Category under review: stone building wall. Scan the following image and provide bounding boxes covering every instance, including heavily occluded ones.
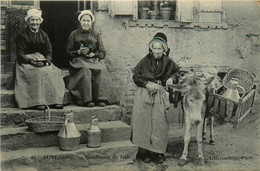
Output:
[93,1,260,123]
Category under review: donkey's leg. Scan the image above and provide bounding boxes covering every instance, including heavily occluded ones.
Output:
[202,117,207,141]
[197,121,205,165]
[179,116,191,166]
[209,116,215,144]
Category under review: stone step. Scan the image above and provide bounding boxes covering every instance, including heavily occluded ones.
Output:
[0,105,122,127]
[1,70,70,89]
[1,74,13,90]
[1,73,14,89]
[1,89,16,108]
[1,140,138,171]
[0,89,71,108]
[1,121,131,151]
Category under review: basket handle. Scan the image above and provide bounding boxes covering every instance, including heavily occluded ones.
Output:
[43,105,51,120]
[64,118,69,138]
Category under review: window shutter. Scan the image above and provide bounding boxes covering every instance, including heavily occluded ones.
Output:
[198,0,222,23]
[108,0,137,20]
[176,0,194,23]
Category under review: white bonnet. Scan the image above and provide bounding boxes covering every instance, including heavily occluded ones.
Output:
[78,10,95,22]
[24,9,43,23]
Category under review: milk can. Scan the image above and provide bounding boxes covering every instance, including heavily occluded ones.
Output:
[58,113,81,151]
[87,116,101,148]
[222,78,245,103]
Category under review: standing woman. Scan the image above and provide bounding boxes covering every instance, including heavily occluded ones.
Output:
[15,9,65,110]
[132,32,180,164]
[66,10,119,107]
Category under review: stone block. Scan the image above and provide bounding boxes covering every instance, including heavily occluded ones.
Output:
[0,105,122,126]
[1,121,131,151]
[1,141,138,171]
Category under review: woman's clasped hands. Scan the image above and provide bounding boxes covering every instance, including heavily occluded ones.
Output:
[146,81,159,94]
[79,46,95,58]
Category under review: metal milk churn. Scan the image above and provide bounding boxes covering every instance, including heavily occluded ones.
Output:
[87,116,101,148]
[58,113,81,151]
[222,78,245,103]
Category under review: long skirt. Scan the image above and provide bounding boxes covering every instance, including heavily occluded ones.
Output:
[68,57,119,105]
[15,62,65,108]
[131,87,170,154]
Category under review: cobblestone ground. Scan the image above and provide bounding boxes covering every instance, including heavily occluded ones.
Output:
[83,96,260,171]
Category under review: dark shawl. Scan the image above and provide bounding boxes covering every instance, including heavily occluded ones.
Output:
[15,26,52,64]
[133,53,180,87]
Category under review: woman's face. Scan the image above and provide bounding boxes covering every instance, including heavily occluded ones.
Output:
[80,15,93,31]
[152,42,164,59]
[28,16,41,31]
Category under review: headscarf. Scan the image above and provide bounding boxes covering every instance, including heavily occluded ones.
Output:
[149,32,168,52]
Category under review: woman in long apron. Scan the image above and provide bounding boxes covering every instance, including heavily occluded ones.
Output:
[132,32,180,164]
[66,10,119,107]
[15,9,65,110]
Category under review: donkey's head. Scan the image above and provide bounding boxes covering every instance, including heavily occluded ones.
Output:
[169,75,214,126]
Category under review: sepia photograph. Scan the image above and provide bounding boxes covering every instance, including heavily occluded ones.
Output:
[0,0,259,170]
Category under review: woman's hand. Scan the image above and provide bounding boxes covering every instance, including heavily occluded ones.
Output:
[31,59,45,67]
[146,81,159,93]
[80,48,89,56]
[88,52,95,58]
[166,78,173,91]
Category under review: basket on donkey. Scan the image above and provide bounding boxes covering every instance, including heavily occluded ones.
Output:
[223,68,255,95]
[25,105,64,133]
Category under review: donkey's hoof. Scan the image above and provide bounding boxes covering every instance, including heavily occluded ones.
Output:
[210,140,215,145]
[178,159,188,166]
[197,157,205,165]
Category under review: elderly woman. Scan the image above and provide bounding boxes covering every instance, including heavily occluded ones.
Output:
[66,10,119,107]
[15,9,65,110]
[132,32,180,164]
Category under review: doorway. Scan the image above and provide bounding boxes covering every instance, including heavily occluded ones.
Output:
[40,1,79,68]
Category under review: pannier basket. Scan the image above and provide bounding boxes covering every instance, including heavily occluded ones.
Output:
[223,68,255,94]
[25,105,64,133]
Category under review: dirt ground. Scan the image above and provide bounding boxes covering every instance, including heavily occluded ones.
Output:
[78,94,260,171]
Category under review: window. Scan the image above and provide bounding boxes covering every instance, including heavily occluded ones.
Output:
[108,0,227,29]
[138,1,176,21]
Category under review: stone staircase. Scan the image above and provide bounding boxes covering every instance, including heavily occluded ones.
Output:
[0,73,138,170]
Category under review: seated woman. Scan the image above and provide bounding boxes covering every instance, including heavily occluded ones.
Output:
[66,10,119,107]
[15,9,65,110]
[132,32,180,164]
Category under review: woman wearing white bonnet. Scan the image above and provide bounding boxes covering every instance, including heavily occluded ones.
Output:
[14,8,65,110]
[66,10,119,107]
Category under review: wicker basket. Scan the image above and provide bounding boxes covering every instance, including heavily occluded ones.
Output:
[223,68,255,94]
[25,105,64,133]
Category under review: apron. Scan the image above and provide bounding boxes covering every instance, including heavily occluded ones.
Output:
[131,87,170,154]
[15,62,65,108]
[68,57,119,105]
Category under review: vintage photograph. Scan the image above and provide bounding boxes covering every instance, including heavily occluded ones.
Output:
[0,0,259,170]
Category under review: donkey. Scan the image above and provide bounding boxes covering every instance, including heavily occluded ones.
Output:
[168,74,215,166]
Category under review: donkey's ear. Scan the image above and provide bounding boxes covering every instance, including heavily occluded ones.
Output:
[168,84,191,92]
[202,76,215,85]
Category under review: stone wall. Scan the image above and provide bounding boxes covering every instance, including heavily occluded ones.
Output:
[2,1,259,124]
[93,1,260,124]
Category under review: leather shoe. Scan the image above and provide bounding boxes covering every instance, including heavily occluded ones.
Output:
[99,102,106,107]
[155,154,165,164]
[36,105,46,110]
[85,102,94,107]
[53,104,63,109]
[143,156,151,163]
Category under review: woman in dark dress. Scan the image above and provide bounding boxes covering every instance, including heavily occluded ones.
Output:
[15,9,65,110]
[66,10,119,107]
[132,32,180,164]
